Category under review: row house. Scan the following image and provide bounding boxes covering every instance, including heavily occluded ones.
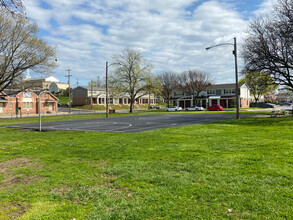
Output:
[72,86,159,106]
[276,93,293,103]
[172,83,251,108]
[0,89,58,116]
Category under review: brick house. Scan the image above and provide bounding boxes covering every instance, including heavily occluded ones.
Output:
[0,89,58,116]
[172,83,251,108]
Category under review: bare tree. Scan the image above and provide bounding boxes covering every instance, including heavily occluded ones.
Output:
[145,75,162,109]
[158,71,178,107]
[177,69,212,106]
[110,48,153,113]
[242,0,293,92]
[0,12,56,92]
[0,0,24,14]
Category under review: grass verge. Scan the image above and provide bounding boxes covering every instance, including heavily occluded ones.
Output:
[0,115,292,219]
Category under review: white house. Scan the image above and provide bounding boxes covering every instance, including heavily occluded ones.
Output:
[172,83,251,108]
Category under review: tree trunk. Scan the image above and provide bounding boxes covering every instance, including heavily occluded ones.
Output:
[254,94,259,104]
[129,100,134,113]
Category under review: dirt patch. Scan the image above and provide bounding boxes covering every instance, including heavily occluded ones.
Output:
[0,157,41,188]
[0,203,30,220]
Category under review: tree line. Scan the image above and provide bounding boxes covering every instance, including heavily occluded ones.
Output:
[241,0,293,97]
[1,0,293,111]
[109,48,213,112]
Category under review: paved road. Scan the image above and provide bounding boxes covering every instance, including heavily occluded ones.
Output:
[6,113,256,133]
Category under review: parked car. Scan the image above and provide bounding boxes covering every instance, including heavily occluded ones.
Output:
[207,104,223,111]
[250,102,276,108]
[265,103,276,108]
[280,102,292,106]
[150,105,161,109]
[165,106,182,112]
[184,106,204,111]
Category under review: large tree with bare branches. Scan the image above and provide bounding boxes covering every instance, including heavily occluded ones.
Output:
[0,11,57,92]
[242,0,293,91]
[158,71,178,107]
[177,69,212,106]
[0,0,24,14]
[110,48,153,113]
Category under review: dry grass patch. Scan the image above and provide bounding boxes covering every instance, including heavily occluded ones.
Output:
[0,157,41,188]
[0,202,30,220]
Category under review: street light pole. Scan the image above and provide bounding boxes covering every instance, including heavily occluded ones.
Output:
[233,37,240,119]
[206,37,240,119]
[38,91,46,131]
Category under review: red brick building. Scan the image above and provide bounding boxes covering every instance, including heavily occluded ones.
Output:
[0,90,58,116]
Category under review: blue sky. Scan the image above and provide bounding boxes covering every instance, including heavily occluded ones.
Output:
[24,0,276,86]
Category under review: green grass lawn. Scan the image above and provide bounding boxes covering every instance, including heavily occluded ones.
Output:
[0,115,293,219]
[55,96,69,105]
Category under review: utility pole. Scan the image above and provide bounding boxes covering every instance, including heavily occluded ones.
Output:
[76,79,79,87]
[106,62,109,118]
[91,80,93,110]
[233,37,240,119]
[65,69,72,114]
[97,76,101,87]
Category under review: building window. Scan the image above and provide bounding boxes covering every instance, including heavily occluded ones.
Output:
[23,98,33,109]
[224,88,235,94]
[9,103,12,109]
[23,102,33,109]
[174,91,184,97]
[207,90,216,95]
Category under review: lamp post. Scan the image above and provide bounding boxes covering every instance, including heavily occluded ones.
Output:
[205,37,240,119]
[38,90,47,131]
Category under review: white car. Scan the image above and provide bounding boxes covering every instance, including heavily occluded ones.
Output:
[184,106,204,111]
[165,106,182,112]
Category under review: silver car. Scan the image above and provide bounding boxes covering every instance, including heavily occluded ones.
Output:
[165,106,182,112]
[184,106,204,111]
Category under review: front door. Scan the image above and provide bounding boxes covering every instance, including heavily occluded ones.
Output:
[49,103,53,111]
[0,103,3,113]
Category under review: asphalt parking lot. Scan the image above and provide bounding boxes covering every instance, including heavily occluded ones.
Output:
[6,113,256,133]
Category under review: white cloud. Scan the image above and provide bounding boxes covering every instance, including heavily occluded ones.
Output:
[23,0,274,85]
[253,0,277,15]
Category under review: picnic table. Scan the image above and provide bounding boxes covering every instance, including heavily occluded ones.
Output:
[271,108,293,117]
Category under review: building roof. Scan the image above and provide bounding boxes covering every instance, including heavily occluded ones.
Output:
[23,76,60,83]
[45,76,59,83]
[0,97,8,102]
[1,89,59,101]
[74,86,106,91]
[207,83,245,90]
[2,89,22,97]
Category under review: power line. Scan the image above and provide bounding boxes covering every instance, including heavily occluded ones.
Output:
[195,49,233,70]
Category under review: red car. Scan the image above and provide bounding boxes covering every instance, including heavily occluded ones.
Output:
[207,104,223,111]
